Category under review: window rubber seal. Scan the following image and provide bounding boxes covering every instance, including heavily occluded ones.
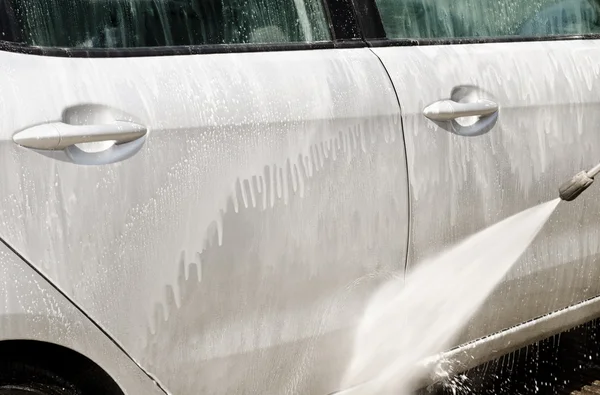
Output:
[0,39,365,58]
[367,34,600,47]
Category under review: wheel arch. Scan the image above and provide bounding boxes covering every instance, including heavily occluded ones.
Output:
[0,241,167,395]
[0,339,124,395]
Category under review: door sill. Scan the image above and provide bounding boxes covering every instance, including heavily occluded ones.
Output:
[416,294,600,389]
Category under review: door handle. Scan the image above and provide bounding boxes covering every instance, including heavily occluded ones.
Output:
[423,98,499,137]
[13,121,148,165]
[13,121,147,150]
[423,99,498,121]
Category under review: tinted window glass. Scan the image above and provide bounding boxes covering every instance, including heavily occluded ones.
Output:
[376,0,600,39]
[0,0,330,48]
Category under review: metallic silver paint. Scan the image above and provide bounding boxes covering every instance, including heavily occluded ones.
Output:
[0,242,165,395]
[417,292,600,388]
[3,37,600,393]
[0,48,409,394]
[374,39,600,352]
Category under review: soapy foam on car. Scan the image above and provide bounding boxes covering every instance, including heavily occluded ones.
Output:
[339,198,561,395]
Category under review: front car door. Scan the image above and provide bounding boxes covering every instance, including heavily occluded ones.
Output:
[0,0,409,394]
[364,0,600,380]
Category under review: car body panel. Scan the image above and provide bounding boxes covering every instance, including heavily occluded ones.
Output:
[415,292,600,388]
[0,240,165,395]
[0,48,409,394]
[373,39,600,348]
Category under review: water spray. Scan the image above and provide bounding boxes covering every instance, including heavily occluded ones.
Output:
[559,163,600,201]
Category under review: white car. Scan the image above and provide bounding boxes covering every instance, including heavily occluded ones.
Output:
[0,0,599,394]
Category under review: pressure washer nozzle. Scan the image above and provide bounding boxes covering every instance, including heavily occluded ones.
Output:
[560,163,600,201]
[559,171,593,201]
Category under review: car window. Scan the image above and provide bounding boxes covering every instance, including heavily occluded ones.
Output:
[0,0,330,48]
[375,0,600,39]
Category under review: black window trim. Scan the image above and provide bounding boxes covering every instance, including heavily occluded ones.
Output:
[0,0,363,57]
[351,0,600,47]
[349,0,385,39]
[0,39,365,58]
[327,0,362,41]
[367,34,600,47]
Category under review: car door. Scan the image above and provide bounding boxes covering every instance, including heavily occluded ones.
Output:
[365,0,600,367]
[0,0,409,394]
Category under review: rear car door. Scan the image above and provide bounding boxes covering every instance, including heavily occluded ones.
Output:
[365,0,600,368]
[0,0,409,394]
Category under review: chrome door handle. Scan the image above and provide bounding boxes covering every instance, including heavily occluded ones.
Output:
[423,99,498,121]
[13,121,147,150]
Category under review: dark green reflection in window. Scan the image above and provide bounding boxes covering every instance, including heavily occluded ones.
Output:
[376,0,600,39]
[4,0,330,48]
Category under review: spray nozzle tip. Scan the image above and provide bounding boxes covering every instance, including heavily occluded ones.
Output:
[559,170,594,201]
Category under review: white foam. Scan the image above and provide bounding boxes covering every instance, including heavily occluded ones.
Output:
[340,198,561,395]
